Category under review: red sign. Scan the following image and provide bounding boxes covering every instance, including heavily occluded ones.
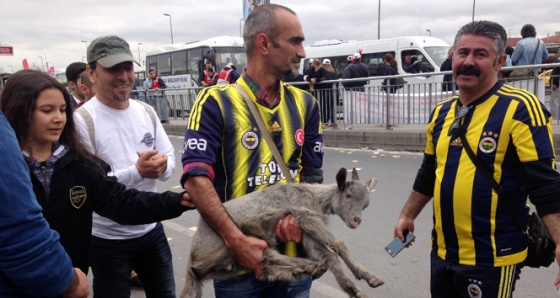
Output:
[0,46,14,56]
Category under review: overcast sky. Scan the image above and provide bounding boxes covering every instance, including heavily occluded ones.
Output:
[1,0,558,73]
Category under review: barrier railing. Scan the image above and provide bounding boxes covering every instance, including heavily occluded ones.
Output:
[131,63,559,129]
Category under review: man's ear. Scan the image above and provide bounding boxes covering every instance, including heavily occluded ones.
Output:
[86,65,96,85]
[256,33,269,54]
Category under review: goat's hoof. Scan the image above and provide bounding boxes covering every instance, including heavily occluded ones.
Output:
[355,292,369,298]
[366,275,384,288]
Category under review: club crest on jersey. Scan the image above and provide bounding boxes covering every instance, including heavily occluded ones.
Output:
[295,129,305,146]
[242,131,259,150]
[69,186,87,209]
[479,131,498,154]
[141,132,155,147]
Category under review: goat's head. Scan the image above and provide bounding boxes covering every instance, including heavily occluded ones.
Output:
[334,167,377,229]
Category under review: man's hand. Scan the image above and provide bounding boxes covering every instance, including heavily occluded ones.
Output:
[136,150,168,179]
[554,249,560,289]
[274,214,302,243]
[226,235,268,279]
[394,216,415,243]
[180,192,195,209]
[63,268,88,298]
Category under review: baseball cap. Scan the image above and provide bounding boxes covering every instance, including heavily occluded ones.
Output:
[87,35,140,68]
[322,59,331,65]
[353,52,361,60]
[225,62,234,68]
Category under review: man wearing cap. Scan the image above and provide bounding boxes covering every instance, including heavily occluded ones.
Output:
[65,62,87,110]
[342,52,369,90]
[74,35,177,297]
[217,62,240,85]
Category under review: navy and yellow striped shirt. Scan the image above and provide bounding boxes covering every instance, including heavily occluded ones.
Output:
[181,75,323,202]
[417,81,558,267]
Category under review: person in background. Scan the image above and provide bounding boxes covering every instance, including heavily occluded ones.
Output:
[75,35,178,297]
[393,20,560,297]
[511,24,549,75]
[342,52,369,90]
[201,67,218,86]
[502,46,514,82]
[380,53,400,94]
[65,62,87,110]
[1,69,194,296]
[403,54,420,73]
[217,62,240,85]
[181,4,323,297]
[440,47,454,92]
[0,111,89,297]
[77,70,96,106]
[143,73,153,107]
[148,69,169,123]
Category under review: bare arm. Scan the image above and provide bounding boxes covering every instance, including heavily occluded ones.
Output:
[541,213,560,287]
[394,190,432,241]
[184,176,268,277]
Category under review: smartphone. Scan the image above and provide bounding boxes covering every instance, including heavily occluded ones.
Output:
[385,231,415,257]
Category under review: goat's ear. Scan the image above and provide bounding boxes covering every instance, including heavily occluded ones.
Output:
[352,168,359,181]
[336,168,347,191]
[365,177,378,192]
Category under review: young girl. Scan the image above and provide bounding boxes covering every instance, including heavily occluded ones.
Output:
[0,69,193,276]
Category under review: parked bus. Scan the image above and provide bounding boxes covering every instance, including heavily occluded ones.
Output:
[302,36,450,87]
[145,36,246,88]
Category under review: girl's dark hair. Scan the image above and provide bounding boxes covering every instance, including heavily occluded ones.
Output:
[384,53,398,71]
[0,69,103,173]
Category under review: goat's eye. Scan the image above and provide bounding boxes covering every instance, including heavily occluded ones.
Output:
[346,194,352,199]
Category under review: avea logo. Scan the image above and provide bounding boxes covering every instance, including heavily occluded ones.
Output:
[184,138,208,151]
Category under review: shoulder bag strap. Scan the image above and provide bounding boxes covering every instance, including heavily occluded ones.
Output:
[232,84,294,183]
[75,108,97,154]
[458,120,528,233]
[531,39,541,65]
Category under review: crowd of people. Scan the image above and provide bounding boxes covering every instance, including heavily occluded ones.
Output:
[1,4,560,298]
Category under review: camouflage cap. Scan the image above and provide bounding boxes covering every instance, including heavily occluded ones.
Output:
[87,35,139,68]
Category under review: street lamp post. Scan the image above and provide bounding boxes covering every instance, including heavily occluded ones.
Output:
[377,0,381,40]
[472,0,476,22]
[137,43,142,63]
[427,29,431,37]
[239,19,243,37]
[163,13,174,44]
[37,55,44,71]
[81,40,88,50]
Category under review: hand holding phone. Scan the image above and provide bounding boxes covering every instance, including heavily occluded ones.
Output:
[385,230,415,257]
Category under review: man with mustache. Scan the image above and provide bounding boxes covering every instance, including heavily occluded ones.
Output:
[393,20,560,297]
[74,35,177,297]
[181,4,324,297]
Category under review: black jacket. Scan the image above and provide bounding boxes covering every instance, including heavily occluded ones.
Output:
[306,67,334,90]
[342,62,369,88]
[28,149,188,273]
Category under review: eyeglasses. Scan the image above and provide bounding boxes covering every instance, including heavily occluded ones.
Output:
[448,104,471,136]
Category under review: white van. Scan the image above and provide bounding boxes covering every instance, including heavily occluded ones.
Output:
[302,36,450,86]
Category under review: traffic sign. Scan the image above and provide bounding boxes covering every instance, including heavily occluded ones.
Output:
[0,46,14,56]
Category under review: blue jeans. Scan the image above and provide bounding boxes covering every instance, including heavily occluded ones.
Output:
[214,273,312,298]
[89,222,175,298]
[430,252,520,298]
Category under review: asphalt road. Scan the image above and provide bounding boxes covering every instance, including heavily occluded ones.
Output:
[89,136,559,297]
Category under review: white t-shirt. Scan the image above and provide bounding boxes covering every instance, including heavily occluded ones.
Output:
[74,97,175,239]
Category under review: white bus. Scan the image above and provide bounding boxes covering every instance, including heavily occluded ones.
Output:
[302,36,450,86]
[145,36,246,88]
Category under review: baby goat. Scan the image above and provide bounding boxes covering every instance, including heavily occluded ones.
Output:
[181,167,383,298]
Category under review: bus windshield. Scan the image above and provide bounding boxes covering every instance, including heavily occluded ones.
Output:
[424,46,449,68]
[215,46,247,72]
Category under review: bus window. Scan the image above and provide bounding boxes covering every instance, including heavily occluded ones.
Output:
[147,56,157,73]
[362,52,392,76]
[187,48,203,83]
[172,50,188,75]
[157,53,171,76]
[423,46,449,70]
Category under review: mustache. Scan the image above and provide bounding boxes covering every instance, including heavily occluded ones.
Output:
[457,66,481,76]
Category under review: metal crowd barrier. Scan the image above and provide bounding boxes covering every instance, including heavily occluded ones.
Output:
[130,63,559,129]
